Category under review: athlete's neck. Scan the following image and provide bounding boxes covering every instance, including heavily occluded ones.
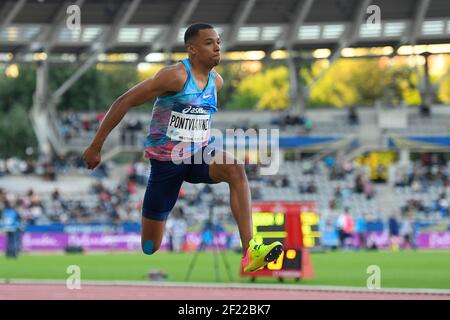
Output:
[189,58,211,79]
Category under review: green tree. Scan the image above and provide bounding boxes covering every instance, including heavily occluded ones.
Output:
[215,61,262,109]
[0,65,35,114]
[227,65,289,110]
[51,64,139,112]
[438,72,450,103]
[0,103,37,158]
[309,59,390,108]
[0,65,38,157]
[386,64,421,106]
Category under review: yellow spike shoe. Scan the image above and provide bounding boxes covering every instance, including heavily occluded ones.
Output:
[242,239,284,272]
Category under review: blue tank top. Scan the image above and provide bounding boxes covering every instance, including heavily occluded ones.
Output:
[144,59,218,161]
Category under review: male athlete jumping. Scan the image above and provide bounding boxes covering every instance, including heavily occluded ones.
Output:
[83,23,283,272]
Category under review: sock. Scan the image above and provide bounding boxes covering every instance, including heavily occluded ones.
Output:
[143,240,154,255]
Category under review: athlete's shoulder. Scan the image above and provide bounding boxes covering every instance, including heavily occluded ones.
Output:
[213,70,223,90]
[153,62,188,93]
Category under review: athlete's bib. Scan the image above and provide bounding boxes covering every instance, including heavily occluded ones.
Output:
[166,109,210,143]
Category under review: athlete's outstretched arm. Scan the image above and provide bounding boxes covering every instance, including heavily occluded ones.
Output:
[83,66,186,169]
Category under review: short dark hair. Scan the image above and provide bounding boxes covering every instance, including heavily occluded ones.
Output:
[184,23,214,44]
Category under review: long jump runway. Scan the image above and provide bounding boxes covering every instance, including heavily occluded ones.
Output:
[1,281,450,300]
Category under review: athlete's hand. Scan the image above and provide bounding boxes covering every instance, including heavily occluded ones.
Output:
[83,144,101,170]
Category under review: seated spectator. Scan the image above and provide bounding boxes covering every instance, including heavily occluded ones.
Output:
[303,117,313,133]
[348,106,359,125]
[436,194,449,217]
[305,182,317,194]
[281,176,290,187]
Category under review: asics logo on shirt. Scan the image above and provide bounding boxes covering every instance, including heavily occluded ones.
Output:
[182,106,208,114]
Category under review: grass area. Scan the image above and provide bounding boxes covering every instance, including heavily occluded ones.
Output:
[1,250,450,289]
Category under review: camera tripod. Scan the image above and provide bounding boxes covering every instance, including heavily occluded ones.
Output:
[184,203,234,282]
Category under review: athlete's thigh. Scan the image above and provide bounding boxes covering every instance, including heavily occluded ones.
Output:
[208,149,241,183]
[142,159,186,220]
[184,145,217,184]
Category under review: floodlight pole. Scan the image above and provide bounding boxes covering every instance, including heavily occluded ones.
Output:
[287,52,309,115]
[420,52,433,116]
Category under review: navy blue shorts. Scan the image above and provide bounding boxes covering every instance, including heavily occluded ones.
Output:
[142,147,218,221]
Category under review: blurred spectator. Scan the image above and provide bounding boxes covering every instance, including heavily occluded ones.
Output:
[96,112,106,123]
[43,161,57,181]
[348,106,359,125]
[272,113,313,132]
[330,164,345,180]
[336,209,354,249]
[245,164,259,180]
[251,185,262,200]
[128,160,149,186]
[355,213,368,249]
[0,160,6,177]
[2,200,22,258]
[335,212,346,248]
[91,162,109,179]
[281,176,290,187]
[388,214,401,251]
[303,117,313,133]
[299,181,317,194]
[355,173,365,193]
[400,213,416,250]
[343,209,354,249]
[166,208,187,252]
[121,118,144,145]
[199,220,214,250]
[374,164,386,183]
[435,193,449,217]
[324,155,335,169]
[355,172,375,199]
[302,160,317,175]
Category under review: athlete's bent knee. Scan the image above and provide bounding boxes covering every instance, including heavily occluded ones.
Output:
[227,163,246,182]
